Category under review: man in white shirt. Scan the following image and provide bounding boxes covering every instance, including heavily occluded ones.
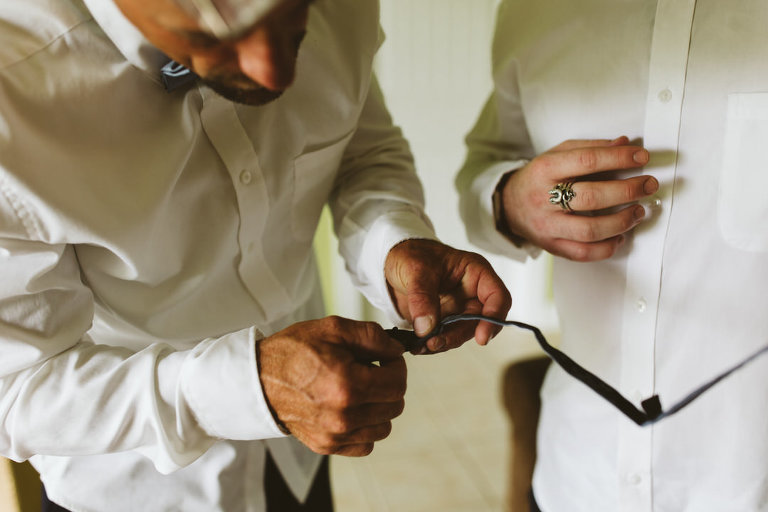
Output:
[458,0,768,511]
[0,0,511,511]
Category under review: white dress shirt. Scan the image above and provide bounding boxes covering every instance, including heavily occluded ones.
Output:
[0,0,436,510]
[458,1,768,511]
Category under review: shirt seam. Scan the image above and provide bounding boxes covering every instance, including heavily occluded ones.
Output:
[0,16,93,74]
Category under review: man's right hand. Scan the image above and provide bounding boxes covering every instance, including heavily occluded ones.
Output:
[257,316,407,457]
[500,137,659,261]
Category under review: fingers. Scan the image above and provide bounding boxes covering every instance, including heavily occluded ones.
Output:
[548,204,646,242]
[566,176,658,212]
[451,263,510,346]
[551,136,629,152]
[321,400,405,435]
[383,240,443,336]
[548,235,627,262]
[398,268,442,338]
[346,356,407,403]
[325,316,405,362]
[258,316,409,458]
[310,422,395,457]
[538,145,649,181]
[473,267,511,345]
[384,239,512,351]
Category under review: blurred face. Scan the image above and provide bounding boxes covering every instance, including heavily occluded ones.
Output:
[115,0,314,105]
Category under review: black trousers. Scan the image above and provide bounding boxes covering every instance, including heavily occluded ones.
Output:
[42,453,333,512]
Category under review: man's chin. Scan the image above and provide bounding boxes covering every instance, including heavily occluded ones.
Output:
[201,79,284,106]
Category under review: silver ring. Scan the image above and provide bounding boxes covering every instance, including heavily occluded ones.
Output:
[549,182,576,211]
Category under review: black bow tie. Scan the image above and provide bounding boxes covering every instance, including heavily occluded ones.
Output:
[387,314,768,426]
[160,60,198,92]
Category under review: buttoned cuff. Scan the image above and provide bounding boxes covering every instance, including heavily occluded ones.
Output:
[180,327,288,440]
[357,209,438,325]
[469,160,541,261]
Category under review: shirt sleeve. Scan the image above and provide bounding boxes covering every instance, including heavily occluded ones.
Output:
[0,184,286,475]
[454,3,542,261]
[329,74,438,323]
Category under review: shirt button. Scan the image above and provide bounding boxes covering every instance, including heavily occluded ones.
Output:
[636,298,647,313]
[627,473,642,486]
[239,169,253,185]
[658,88,673,103]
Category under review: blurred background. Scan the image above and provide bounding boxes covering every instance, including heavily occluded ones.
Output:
[314,0,560,510]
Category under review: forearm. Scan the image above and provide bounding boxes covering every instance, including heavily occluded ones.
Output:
[0,237,285,473]
[330,75,437,318]
[0,326,287,473]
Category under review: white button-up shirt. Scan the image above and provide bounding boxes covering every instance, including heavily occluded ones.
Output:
[458,1,768,510]
[0,0,435,510]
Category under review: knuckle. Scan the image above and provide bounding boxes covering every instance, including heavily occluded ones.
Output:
[578,149,598,170]
[320,434,341,452]
[621,182,637,203]
[323,315,345,332]
[326,413,352,434]
[323,373,354,408]
[577,223,598,242]
[533,154,554,174]
[621,214,635,231]
[309,435,336,455]
[362,320,384,342]
[531,216,548,234]
[568,244,592,262]
[619,209,638,231]
[331,384,354,408]
[578,187,598,209]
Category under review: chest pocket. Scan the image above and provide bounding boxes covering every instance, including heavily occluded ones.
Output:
[718,93,768,252]
[291,132,354,241]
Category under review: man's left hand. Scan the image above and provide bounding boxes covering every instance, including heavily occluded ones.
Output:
[384,239,512,353]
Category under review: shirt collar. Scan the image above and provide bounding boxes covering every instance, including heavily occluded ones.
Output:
[81,0,170,82]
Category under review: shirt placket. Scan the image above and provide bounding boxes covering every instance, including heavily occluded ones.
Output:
[198,87,293,323]
[617,1,696,510]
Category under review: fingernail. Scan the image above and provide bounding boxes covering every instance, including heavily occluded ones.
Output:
[643,177,659,195]
[414,316,434,337]
[633,205,646,221]
[633,149,649,164]
[611,136,627,145]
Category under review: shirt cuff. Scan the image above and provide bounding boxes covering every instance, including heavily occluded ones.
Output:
[180,327,288,440]
[356,209,438,324]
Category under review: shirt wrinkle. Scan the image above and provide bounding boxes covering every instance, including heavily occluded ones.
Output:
[0,0,435,510]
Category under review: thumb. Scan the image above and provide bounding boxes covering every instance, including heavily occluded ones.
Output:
[334,318,405,361]
[404,281,441,338]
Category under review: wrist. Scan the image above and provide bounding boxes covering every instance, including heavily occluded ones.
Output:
[492,171,527,248]
[254,339,291,435]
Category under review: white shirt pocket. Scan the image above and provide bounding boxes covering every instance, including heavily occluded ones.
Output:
[291,132,355,241]
[719,93,768,252]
